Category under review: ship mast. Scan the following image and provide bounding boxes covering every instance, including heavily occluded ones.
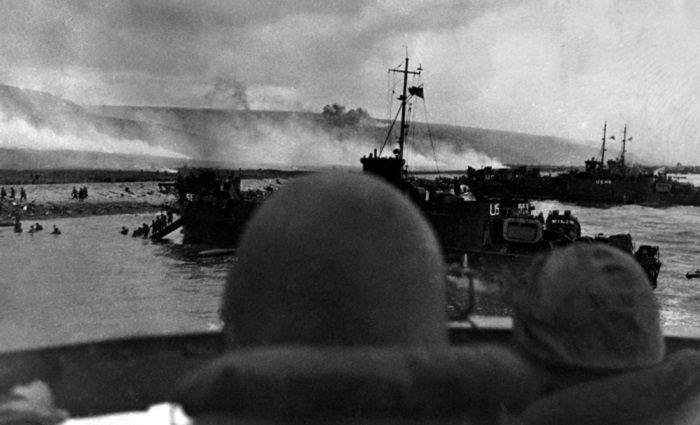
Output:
[620,124,627,170]
[600,121,607,167]
[389,57,422,161]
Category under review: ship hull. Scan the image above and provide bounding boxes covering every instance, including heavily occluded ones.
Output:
[181,199,260,246]
[465,167,700,207]
[421,202,493,261]
[559,175,653,204]
[560,178,700,206]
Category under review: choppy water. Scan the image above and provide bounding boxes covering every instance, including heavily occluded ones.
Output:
[2,197,700,352]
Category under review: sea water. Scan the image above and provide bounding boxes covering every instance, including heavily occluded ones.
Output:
[1,200,700,352]
[0,213,229,351]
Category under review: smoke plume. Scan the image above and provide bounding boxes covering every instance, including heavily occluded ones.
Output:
[0,112,188,159]
[204,78,250,110]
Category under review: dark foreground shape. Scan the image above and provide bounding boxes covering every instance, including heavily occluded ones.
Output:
[1,324,699,418]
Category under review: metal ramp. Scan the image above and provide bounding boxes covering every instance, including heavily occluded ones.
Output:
[150,217,184,239]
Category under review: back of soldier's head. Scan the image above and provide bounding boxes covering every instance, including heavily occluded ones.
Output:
[222,172,447,348]
[177,172,550,423]
[511,243,664,372]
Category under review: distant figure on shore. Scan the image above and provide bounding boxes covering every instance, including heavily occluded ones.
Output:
[71,187,78,199]
[19,187,26,202]
[34,223,43,231]
[9,187,15,200]
[51,225,61,235]
[14,216,21,233]
[0,187,5,200]
[77,186,88,201]
[120,227,129,235]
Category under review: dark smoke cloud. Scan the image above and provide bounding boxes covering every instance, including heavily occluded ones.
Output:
[321,103,371,127]
[204,78,250,110]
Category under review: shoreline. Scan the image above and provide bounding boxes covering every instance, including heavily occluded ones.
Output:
[0,168,307,221]
[0,176,293,222]
[0,168,309,186]
[1,181,174,222]
[12,201,165,221]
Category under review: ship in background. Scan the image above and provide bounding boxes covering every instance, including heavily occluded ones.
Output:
[361,57,661,286]
[361,57,519,258]
[465,122,700,206]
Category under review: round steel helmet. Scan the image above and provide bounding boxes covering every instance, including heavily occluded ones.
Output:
[512,243,665,370]
[222,172,446,348]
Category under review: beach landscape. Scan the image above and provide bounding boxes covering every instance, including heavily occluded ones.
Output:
[0,170,296,222]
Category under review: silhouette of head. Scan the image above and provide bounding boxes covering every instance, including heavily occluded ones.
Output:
[512,243,664,371]
[222,172,446,348]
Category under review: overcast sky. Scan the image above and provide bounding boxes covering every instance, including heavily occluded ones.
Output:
[1,0,699,163]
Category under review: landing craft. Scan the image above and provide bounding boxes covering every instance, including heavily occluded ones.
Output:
[161,169,296,246]
[466,208,661,289]
[361,57,524,258]
[360,57,661,287]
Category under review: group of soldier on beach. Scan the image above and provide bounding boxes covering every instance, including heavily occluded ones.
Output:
[0,185,76,235]
[71,186,89,200]
[0,186,27,202]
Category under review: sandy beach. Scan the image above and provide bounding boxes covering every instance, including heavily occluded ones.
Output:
[0,178,289,222]
[0,181,175,221]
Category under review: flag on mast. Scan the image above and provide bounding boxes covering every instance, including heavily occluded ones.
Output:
[408,86,424,99]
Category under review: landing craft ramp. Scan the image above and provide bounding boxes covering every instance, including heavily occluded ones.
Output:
[149,217,184,239]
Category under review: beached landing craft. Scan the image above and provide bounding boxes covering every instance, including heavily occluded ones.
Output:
[155,169,272,245]
[156,169,310,245]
